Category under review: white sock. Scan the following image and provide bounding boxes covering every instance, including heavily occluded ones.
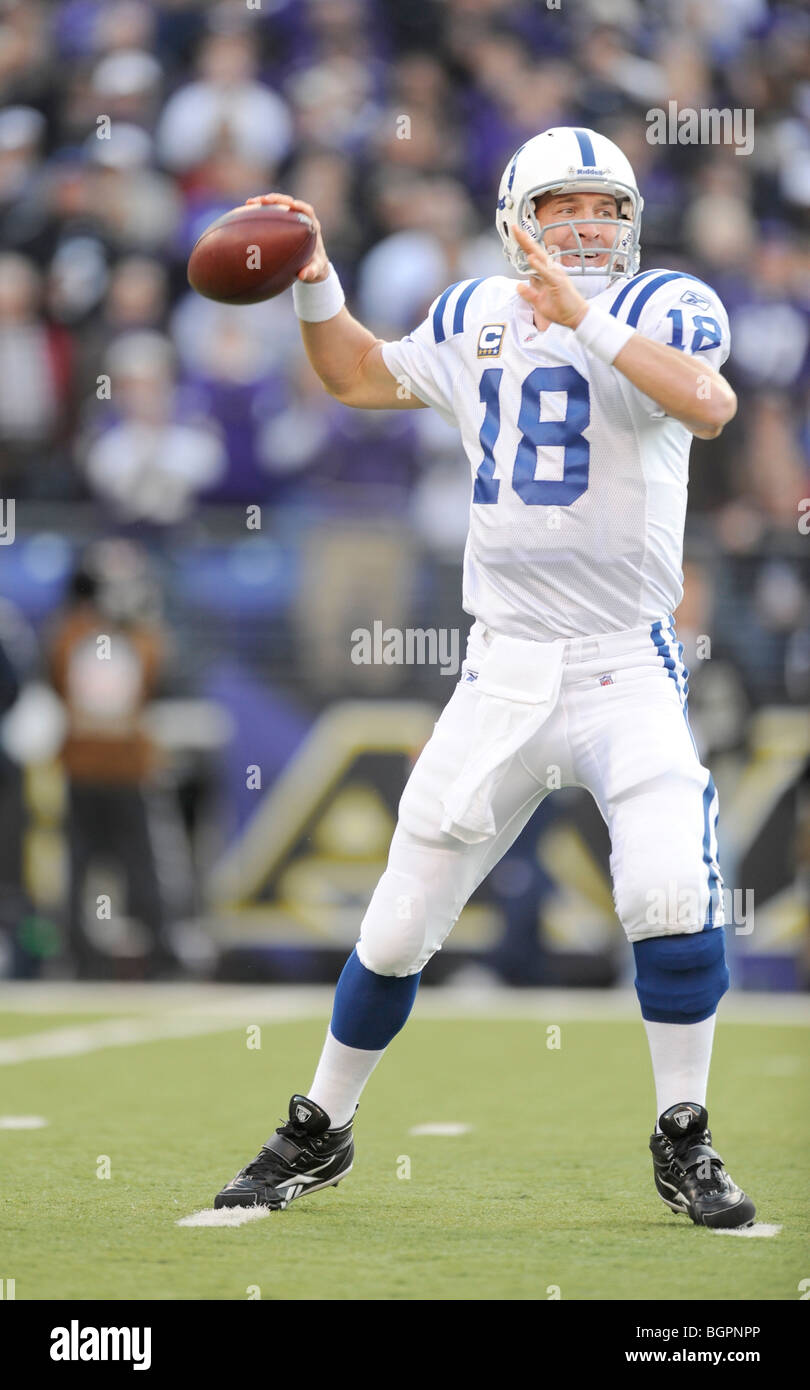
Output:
[307,1028,385,1129]
[643,1014,717,1129]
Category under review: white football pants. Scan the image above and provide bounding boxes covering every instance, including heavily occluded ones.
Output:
[358,618,723,977]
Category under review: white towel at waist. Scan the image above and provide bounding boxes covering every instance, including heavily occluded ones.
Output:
[440,631,566,843]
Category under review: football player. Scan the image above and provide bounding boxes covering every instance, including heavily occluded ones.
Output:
[215,127,755,1229]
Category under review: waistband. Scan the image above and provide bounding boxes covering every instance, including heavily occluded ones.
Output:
[472,617,680,666]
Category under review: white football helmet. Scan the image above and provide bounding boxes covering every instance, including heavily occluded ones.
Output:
[496,127,643,297]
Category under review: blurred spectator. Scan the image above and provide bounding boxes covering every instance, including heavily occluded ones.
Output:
[286,148,362,274]
[287,56,381,156]
[169,288,296,499]
[46,540,176,977]
[72,254,169,401]
[156,32,293,173]
[82,330,226,524]
[742,394,807,531]
[259,344,420,509]
[102,254,169,333]
[358,176,506,333]
[0,1,53,111]
[90,45,163,129]
[0,598,45,978]
[84,124,181,254]
[0,105,46,247]
[0,252,72,489]
[728,235,810,392]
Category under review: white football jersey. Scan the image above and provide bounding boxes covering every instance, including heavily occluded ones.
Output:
[381,270,731,640]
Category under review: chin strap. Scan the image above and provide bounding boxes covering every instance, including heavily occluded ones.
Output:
[564,270,627,300]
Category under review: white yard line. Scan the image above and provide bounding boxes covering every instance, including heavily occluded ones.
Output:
[0,983,335,1015]
[0,1015,259,1066]
[409,1123,472,1136]
[0,982,808,1024]
[178,1207,271,1228]
[714,1224,782,1238]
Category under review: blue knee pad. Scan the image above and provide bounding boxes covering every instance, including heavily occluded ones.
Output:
[633,928,729,1024]
[331,947,421,1050]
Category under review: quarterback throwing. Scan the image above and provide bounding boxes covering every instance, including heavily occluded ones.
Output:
[215,127,755,1230]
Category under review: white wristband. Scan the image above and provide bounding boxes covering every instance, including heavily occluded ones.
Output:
[573,303,635,364]
[292,262,345,322]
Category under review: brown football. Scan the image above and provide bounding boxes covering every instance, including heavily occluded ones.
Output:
[187,204,317,305]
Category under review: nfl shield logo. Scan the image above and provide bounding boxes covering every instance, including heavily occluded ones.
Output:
[599,672,614,687]
[674,1110,691,1129]
[295,1104,311,1123]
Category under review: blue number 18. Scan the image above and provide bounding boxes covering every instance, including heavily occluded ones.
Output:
[473,365,590,507]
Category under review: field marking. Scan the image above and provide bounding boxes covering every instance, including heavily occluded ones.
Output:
[0,1115,48,1128]
[1,983,808,1025]
[0,1015,264,1066]
[409,1123,472,1136]
[714,1223,782,1238]
[178,1207,270,1228]
[1,996,808,1069]
[0,984,335,1016]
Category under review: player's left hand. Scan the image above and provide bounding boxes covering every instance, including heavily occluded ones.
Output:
[513,225,588,330]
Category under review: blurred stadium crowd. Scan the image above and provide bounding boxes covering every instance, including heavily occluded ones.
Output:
[0,0,807,981]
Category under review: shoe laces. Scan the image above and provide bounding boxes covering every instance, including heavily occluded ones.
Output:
[242,1119,316,1179]
[671,1129,727,1198]
[689,1166,726,1200]
[242,1148,286,1179]
[279,1116,332,1148]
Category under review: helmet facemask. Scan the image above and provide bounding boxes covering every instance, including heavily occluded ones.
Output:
[506,181,642,297]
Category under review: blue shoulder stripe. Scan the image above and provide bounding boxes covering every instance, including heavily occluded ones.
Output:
[432,280,464,344]
[608,270,663,320]
[452,278,486,335]
[433,278,486,344]
[610,270,718,327]
[625,271,713,327]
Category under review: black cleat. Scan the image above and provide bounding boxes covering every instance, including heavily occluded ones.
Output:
[214,1095,354,1211]
[649,1102,756,1230]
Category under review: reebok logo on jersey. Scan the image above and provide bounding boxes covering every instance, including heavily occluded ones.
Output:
[477,324,506,358]
[464,668,479,683]
[680,290,711,309]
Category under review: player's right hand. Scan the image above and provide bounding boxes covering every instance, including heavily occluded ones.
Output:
[244,193,330,283]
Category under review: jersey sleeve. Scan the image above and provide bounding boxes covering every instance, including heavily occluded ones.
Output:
[380,278,486,427]
[609,271,731,418]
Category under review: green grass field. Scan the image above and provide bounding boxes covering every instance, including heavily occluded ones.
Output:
[1,990,807,1301]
